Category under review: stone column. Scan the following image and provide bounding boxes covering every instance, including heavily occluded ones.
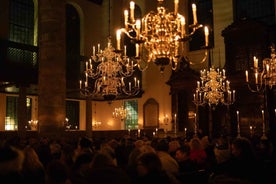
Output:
[17,85,27,138]
[38,0,66,137]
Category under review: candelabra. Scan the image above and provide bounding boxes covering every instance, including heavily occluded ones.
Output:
[193,67,235,139]
[245,45,276,140]
[112,105,129,121]
[119,0,209,72]
[28,120,38,130]
[193,67,236,107]
[79,37,141,101]
[245,45,276,92]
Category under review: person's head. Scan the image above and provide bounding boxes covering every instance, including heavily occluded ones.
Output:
[79,137,92,149]
[175,144,191,162]
[90,152,116,169]
[231,137,255,160]
[168,140,180,153]
[155,139,169,152]
[136,152,162,176]
[190,137,202,150]
[0,143,25,175]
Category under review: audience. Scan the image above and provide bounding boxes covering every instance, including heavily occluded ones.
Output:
[0,133,275,184]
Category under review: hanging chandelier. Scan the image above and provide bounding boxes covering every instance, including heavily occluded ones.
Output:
[79,37,141,101]
[193,67,236,107]
[112,105,129,121]
[119,0,209,72]
[245,45,276,92]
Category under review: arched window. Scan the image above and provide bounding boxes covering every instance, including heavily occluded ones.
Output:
[8,0,38,73]
[65,4,81,130]
[66,3,81,91]
[125,100,138,129]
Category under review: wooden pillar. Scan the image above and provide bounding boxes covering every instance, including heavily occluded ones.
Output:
[86,99,92,138]
[38,0,66,137]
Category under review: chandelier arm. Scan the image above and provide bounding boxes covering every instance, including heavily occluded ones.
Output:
[120,28,141,41]
[189,49,209,65]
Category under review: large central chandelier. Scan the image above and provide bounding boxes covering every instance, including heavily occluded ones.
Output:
[193,67,236,107]
[79,37,141,101]
[119,0,209,71]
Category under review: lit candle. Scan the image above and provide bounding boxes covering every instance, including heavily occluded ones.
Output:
[194,113,197,135]
[245,70,249,82]
[134,77,137,87]
[79,80,82,89]
[253,56,258,68]
[236,111,240,136]
[121,77,125,86]
[128,129,130,135]
[192,4,198,25]
[97,43,100,52]
[226,80,230,89]
[236,111,240,124]
[232,90,236,102]
[116,29,121,50]
[138,129,141,138]
[89,59,92,69]
[135,43,139,57]
[137,80,140,88]
[153,132,156,136]
[255,72,258,84]
[129,82,131,91]
[124,10,129,28]
[174,0,179,15]
[180,17,185,37]
[204,26,209,47]
[262,110,265,133]
[130,1,135,23]
[93,46,95,56]
[184,128,187,136]
[136,20,141,39]
[174,114,177,133]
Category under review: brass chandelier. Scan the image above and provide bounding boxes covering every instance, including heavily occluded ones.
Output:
[119,0,209,72]
[79,0,141,101]
[79,37,140,101]
[193,67,236,107]
[112,105,129,121]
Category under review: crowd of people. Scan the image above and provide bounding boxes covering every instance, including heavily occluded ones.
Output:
[0,133,275,184]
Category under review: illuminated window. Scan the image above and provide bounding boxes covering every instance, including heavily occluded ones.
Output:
[5,96,32,130]
[125,100,138,129]
[9,0,37,66]
[66,100,80,130]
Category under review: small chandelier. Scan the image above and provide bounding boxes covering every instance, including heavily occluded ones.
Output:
[193,67,236,107]
[79,37,141,101]
[112,105,129,121]
[245,45,276,92]
[119,0,209,72]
